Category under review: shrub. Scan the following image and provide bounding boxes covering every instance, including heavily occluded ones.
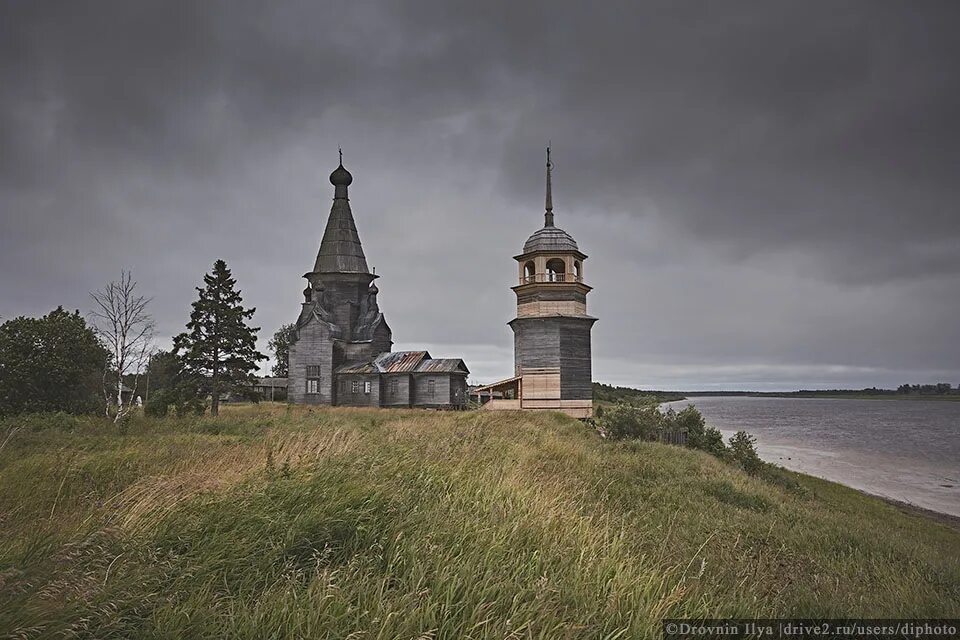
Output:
[174,394,206,417]
[660,405,727,457]
[700,427,727,457]
[672,405,703,433]
[599,403,661,440]
[144,396,169,417]
[728,431,763,476]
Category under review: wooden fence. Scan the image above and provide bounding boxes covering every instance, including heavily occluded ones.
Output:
[659,429,688,446]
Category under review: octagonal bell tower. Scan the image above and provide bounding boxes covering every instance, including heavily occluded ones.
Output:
[508,148,596,418]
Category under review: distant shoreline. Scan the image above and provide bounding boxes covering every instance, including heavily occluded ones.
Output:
[601,381,960,404]
[677,392,960,402]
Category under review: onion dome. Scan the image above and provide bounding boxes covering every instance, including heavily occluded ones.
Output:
[369,282,379,295]
[329,163,353,187]
[329,148,353,200]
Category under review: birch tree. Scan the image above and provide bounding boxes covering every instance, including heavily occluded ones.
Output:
[90,271,154,422]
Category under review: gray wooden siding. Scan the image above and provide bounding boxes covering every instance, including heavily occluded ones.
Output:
[381,374,412,407]
[511,318,562,373]
[413,374,448,407]
[411,374,468,408]
[335,374,381,407]
[288,321,335,405]
[342,342,380,366]
[510,316,595,401]
[559,318,595,400]
[516,289,586,305]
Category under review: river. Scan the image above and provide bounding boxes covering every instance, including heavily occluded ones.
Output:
[661,396,960,517]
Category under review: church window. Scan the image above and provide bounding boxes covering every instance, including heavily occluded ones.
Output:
[306,366,321,395]
[427,379,435,397]
[523,261,535,283]
[364,381,371,394]
[352,381,359,394]
[574,261,581,281]
[390,378,399,394]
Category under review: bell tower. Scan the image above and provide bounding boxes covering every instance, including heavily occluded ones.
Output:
[508,147,596,418]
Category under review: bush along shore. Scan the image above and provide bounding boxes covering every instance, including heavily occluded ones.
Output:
[594,403,805,494]
[2,405,959,638]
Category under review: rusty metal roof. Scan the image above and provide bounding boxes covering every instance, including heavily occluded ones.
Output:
[374,351,430,373]
[336,351,430,375]
[335,361,378,375]
[415,358,469,374]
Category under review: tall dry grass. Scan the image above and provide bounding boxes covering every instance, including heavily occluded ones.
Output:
[1,404,958,638]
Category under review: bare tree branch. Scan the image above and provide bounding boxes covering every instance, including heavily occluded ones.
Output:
[90,271,155,423]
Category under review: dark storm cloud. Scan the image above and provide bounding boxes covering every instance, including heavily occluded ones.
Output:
[1,0,958,389]
[474,1,960,284]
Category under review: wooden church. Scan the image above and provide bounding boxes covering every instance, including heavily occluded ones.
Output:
[287,156,469,408]
[473,148,596,418]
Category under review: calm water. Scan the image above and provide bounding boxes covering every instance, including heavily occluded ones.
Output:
[662,396,960,516]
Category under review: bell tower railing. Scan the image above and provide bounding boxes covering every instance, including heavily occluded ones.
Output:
[520,273,583,285]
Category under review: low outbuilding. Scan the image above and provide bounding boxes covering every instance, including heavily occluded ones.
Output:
[335,351,469,409]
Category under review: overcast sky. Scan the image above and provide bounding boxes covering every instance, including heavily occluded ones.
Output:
[2,1,959,390]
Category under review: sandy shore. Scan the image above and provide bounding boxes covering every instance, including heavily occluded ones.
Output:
[714,428,960,520]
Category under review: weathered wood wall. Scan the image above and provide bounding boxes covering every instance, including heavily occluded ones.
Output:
[412,374,449,407]
[559,318,594,400]
[380,374,413,407]
[510,316,595,402]
[288,319,335,405]
[336,373,381,407]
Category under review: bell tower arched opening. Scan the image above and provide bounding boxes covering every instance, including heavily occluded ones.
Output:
[546,258,566,282]
[523,261,536,283]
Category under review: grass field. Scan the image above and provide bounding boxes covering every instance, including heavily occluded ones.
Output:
[1,404,958,638]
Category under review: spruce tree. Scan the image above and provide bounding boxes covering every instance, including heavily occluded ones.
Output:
[174,260,266,416]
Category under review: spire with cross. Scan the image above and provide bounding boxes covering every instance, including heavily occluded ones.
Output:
[545,145,554,227]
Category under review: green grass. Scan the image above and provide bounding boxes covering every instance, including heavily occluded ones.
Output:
[1,405,958,638]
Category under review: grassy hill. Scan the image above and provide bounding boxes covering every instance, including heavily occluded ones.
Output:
[1,405,958,638]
